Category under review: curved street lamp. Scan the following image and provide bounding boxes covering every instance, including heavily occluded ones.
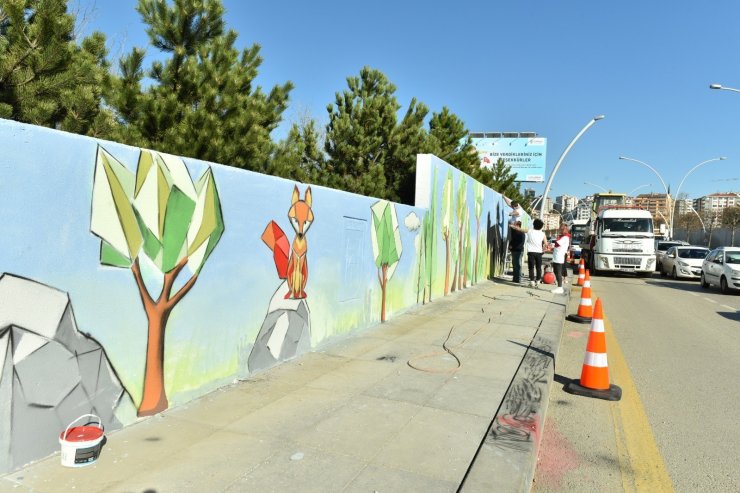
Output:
[629,184,651,196]
[618,156,669,196]
[671,157,727,238]
[539,115,605,219]
[710,83,740,93]
[584,181,608,192]
[688,205,706,234]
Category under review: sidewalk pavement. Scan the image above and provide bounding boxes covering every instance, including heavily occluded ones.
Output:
[0,277,569,493]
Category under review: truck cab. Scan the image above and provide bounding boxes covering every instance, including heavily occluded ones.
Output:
[581,206,655,275]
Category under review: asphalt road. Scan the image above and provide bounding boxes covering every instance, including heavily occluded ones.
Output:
[533,270,740,493]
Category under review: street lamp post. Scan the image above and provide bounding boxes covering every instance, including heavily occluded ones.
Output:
[584,181,608,192]
[618,157,669,196]
[688,205,706,234]
[539,115,605,219]
[709,83,740,93]
[670,157,727,239]
[619,156,728,239]
[656,210,669,236]
[629,184,651,196]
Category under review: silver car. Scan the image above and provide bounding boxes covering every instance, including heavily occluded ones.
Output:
[661,246,709,279]
[700,247,740,294]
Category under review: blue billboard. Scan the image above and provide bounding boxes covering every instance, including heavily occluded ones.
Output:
[471,136,547,182]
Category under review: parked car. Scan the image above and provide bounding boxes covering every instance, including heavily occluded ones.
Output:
[661,246,709,279]
[700,246,740,294]
[655,240,689,272]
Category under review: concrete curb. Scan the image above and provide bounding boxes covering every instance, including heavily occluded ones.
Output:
[459,287,569,492]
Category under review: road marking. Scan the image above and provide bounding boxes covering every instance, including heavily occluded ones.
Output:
[689,292,699,296]
[605,315,674,493]
[721,304,736,311]
[703,298,717,304]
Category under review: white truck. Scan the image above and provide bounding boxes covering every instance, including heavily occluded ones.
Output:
[581,206,656,276]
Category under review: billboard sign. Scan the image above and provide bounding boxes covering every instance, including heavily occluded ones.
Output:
[471,136,547,182]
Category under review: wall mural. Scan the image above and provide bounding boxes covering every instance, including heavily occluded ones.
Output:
[248,186,313,372]
[90,147,224,417]
[371,200,402,322]
[0,120,522,473]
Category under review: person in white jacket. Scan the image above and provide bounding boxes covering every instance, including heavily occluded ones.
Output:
[550,223,571,294]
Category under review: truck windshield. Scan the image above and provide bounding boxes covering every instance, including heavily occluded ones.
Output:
[571,226,588,244]
[601,218,653,234]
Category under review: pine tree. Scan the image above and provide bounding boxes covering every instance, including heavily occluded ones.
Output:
[486,158,526,204]
[387,97,427,204]
[106,0,292,170]
[425,107,478,175]
[270,119,325,183]
[324,67,427,202]
[0,0,113,135]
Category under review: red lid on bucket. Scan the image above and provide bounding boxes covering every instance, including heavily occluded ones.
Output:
[61,425,104,442]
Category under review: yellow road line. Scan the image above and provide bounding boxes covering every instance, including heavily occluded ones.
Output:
[604,315,674,493]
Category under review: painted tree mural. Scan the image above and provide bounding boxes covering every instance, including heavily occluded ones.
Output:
[441,169,454,295]
[473,182,484,284]
[90,147,224,416]
[371,200,402,322]
[425,167,438,301]
[453,174,467,292]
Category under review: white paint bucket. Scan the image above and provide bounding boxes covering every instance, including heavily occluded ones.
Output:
[58,414,105,467]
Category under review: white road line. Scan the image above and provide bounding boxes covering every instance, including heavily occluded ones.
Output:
[703,298,717,304]
[689,292,699,296]
[721,304,736,311]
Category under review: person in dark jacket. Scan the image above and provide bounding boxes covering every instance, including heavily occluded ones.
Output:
[509,220,526,283]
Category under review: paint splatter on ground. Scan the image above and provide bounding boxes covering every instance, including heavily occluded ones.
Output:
[534,417,580,489]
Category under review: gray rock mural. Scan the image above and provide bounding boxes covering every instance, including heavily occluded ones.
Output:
[247,281,311,373]
[0,274,136,473]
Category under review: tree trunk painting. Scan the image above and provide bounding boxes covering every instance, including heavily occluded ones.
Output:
[131,258,198,415]
[379,264,388,322]
[444,232,451,295]
[455,174,467,291]
[473,182,484,285]
[91,147,224,417]
[425,167,438,302]
[474,217,480,284]
[441,170,453,296]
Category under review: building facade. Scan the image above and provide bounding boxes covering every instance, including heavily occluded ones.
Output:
[693,192,740,225]
[633,193,673,223]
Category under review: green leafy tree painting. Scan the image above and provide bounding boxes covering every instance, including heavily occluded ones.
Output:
[473,182,484,284]
[91,147,224,416]
[371,200,402,322]
[441,170,454,295]
[453,174,467,291]
[421,167,438,303]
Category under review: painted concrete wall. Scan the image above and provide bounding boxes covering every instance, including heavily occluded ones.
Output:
[0,119,523,472]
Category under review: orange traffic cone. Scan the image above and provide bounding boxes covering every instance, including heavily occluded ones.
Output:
[576,259,586,286]
[566,270,593,323]
[564,298,622,401]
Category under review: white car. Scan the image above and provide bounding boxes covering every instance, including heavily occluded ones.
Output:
[661,246,709,280]
[655,240,689,272]
[700,246,740,294]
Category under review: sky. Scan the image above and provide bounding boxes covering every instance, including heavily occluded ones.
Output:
[73,0,740,202]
